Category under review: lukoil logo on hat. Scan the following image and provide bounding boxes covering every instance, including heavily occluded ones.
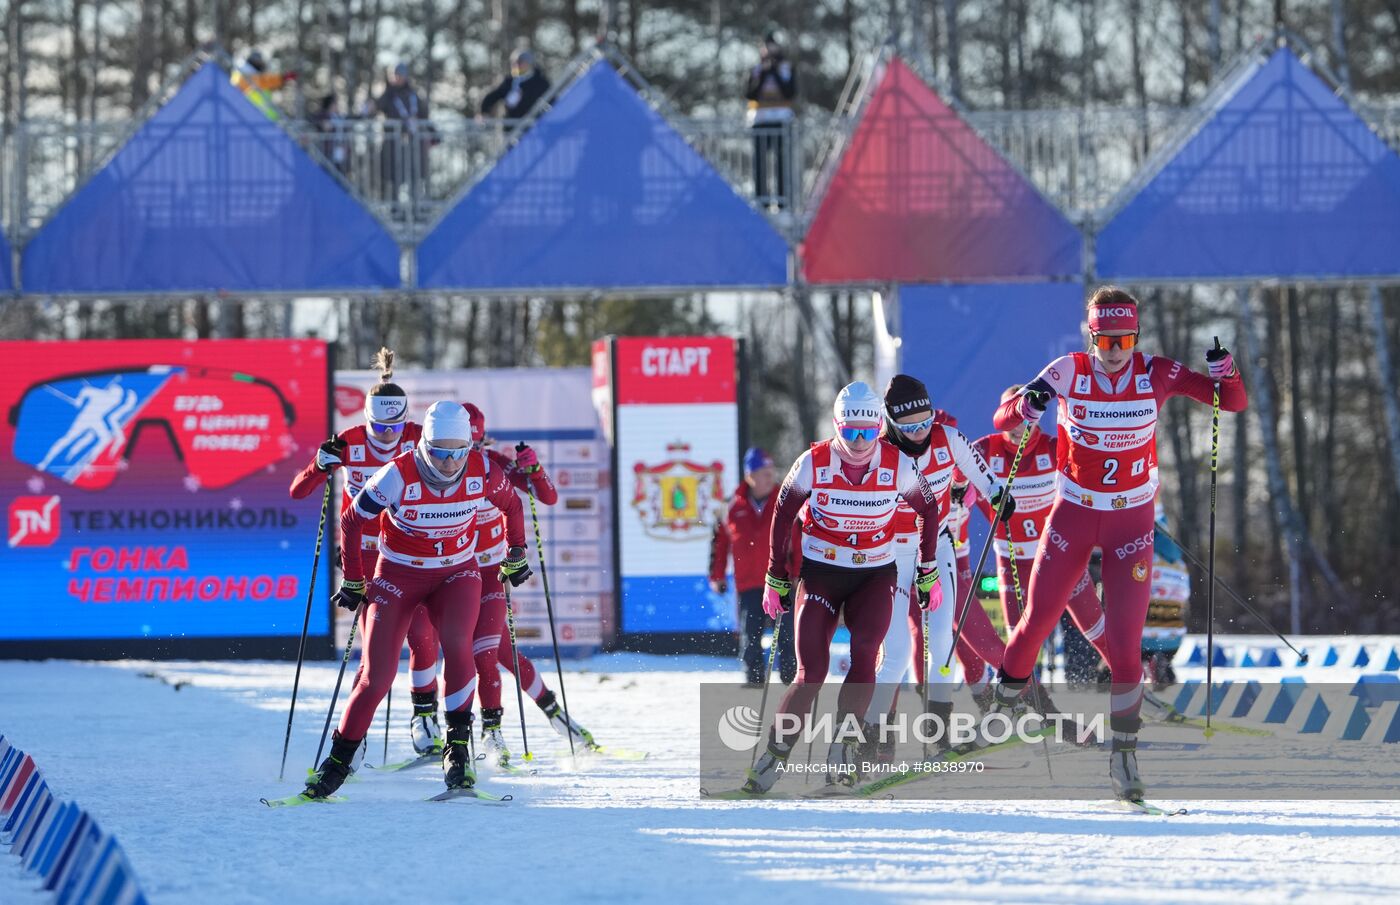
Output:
[716,705,763,751]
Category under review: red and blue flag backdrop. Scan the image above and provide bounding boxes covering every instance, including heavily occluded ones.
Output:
[0,339,331,658]
[803,57,1081,284]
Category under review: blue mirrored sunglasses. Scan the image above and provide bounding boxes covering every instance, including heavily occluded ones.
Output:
[427,444,470,461]
[837,426,880,443]
[893,415,935,434]
[370,420,405,434]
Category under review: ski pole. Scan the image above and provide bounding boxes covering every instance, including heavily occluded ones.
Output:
[1206,340,1223,734]
[1151,525,1307,663]
[279,478,333,781]
[383,675,393,765]
[1002,494,1055,777]
[314,601,364,768]
[922,604,931,761]
[519,460,577,758]
[942,424,1033,675]
[502,579,532,762]
[749,613,785,770]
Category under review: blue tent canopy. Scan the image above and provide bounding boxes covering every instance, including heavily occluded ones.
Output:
[0,227,12,292]
[418,60,788,291]
[1097,47,1400,281]
[901,281,1083,561]
[22,63,399,294]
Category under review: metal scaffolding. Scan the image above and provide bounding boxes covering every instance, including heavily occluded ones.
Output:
[4,96,1400,249]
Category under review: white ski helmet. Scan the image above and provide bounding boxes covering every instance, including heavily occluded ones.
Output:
[832,381,883,426]
[422,401,473,444]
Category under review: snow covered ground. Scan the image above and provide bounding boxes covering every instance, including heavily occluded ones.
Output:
[3,654,1399,905]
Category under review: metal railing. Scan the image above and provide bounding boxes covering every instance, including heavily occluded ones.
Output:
[5,100,1400,247]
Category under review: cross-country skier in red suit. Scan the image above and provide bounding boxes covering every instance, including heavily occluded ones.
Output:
[867,379,1013,754]
[743,382,943,795]
[303,402,532,799]
[402,404,595,763]
[288,348,420,774]
[988,286,1246,800]
[953,384,1116,694]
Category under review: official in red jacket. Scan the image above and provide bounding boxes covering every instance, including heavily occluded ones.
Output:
[710,447,795,685]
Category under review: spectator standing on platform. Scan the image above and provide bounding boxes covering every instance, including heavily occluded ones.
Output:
[710,448,796,686]
[311,94,351,176]
[744,31,797,210]
[375,63,433,208]
[480,49,552,123]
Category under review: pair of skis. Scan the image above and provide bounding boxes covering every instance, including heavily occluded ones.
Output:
[261,786,513,808]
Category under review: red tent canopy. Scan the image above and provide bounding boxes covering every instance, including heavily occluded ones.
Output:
[802,57,1080,284]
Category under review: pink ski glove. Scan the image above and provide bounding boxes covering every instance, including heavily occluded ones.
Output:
[762,574,792,619]
[1018,389,1050,424]
[1205,344,1235,380]
[513,442,541,473]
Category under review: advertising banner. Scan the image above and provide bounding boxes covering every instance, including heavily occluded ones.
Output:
[334,367,609,655]
[0,339,331,658]
[595,337,740,636]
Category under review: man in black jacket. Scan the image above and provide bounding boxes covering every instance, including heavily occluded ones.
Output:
[480,49,551,123]
[376,63,433,208]
[745,31,797,210]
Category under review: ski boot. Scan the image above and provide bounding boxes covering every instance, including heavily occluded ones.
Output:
[538,690,595,749]
[480,707,512,768]
[409,691,443,755]
[1141,687,1186,723]
[822,737,862,791]
[741,741,792,795]
[923,700,955,756]
[1109,715,1146,801]
[856,722,886,770]
[970,682,996,717]
[442,710,477,790]
[1024,681,1099,747]
[305,731,362,799]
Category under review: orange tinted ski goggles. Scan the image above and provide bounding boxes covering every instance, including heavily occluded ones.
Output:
[1091,332,1138,351]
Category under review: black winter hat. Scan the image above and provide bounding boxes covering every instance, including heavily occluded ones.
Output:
[884,374,932,420]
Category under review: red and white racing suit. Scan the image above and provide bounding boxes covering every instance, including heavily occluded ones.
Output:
[996,351,1246,723]
[333,448,523,739]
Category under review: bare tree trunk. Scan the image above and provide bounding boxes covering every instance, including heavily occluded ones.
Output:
[1080,0,1096,103]
[1237,287,1305,633]
[1286,287,1311,530]
[1231,316,1250,592]
[1319,291,1342,562]
[1178,1,1191,106]
[1369,285,1400,501]
[1209,0,1221,72]
[626,0,639,60]
[132,0,158,107]
[943,0,960,101]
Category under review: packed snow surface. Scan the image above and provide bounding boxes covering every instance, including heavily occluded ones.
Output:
[2,654,1398,904]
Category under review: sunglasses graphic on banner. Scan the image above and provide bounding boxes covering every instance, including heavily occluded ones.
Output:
[8,365,297,490]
